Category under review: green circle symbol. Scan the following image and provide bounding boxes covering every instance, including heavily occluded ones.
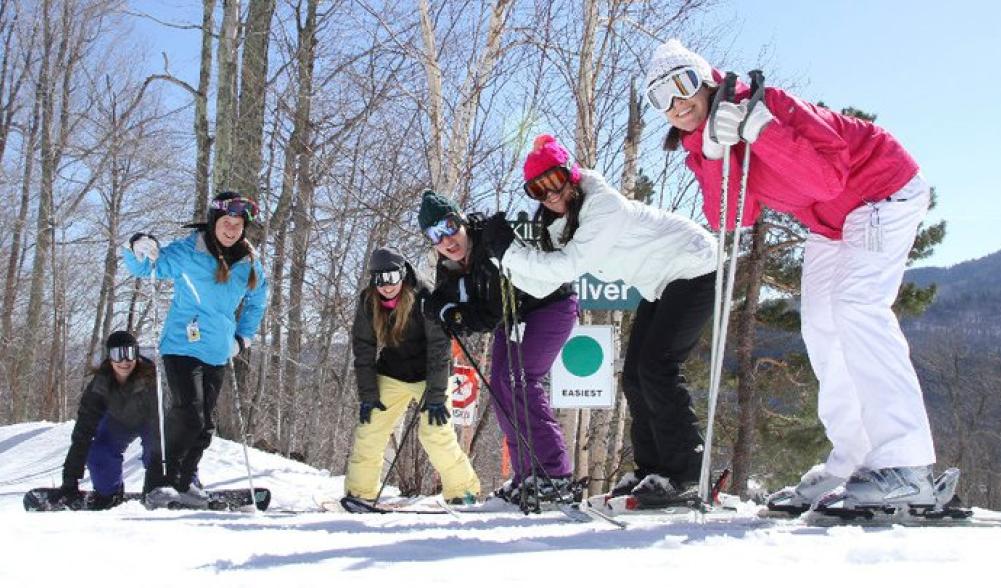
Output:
[561,335,603,377]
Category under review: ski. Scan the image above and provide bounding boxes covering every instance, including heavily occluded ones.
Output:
[23,486,270,512]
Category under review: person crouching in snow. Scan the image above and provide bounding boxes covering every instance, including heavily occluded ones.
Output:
[54,331,162,510]
[493,134,719,508]
[345,246,480,505]
[644,38,941,512]
[122,191,268,508]
[418,190,580,505]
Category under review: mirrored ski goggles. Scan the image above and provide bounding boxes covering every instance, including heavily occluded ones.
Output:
[372,269,405,287]
[425,215,462,245]
[211,197,259,221]
[523,165,571,201]
[108,345,138,363]
[645,66,702,111]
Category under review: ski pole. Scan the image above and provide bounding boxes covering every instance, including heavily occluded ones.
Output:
[446,325,573,507]
[501,271,543,513]
[700,72,738,504]
[372,388,428,505]
[228,357,259,510]
[150,263,168,480]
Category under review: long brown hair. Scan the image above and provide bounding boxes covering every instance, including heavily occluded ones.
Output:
[204,228,259,290]
[366,281,416,348]
[534,184,585,252]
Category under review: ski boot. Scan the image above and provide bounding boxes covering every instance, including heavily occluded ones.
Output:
[766,464,846,515]
[814,466,971,522]
[629,474,699,509]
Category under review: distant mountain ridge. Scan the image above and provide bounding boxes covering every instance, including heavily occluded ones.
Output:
[902,250,1001,348]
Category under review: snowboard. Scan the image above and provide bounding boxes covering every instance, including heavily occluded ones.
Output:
[23,486,271,512]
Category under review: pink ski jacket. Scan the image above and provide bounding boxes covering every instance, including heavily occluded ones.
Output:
[681,80,919,240]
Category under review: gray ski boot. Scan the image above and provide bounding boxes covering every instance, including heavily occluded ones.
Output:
[766,465,846,514]
[817,465,936,512]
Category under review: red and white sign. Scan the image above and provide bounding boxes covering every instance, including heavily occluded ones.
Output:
[450,365,479,425]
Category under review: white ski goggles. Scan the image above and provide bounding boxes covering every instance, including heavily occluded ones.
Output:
[108,345,138,363]
[372,269,404,287]
[645,66,702,111]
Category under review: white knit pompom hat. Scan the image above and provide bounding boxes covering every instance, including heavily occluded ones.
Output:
[644,38,715,93]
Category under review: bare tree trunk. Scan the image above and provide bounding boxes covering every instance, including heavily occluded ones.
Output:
[15,0,55,420]
[212,0,241,192]
[233,0,275,198]
[619,80,644,198]
[417,0,443,188]
[731,219,767,497]
[1,62,40,356]
[193,0,216,220]
[418,0,514,199]
[573,0,598,168]
[281,0,317,455]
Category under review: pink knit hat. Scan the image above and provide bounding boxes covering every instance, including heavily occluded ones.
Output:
[523,134,581,183]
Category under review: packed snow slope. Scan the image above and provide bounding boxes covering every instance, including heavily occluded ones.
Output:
[1,421,999,586]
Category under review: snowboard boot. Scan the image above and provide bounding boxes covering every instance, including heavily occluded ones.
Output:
[630,474,698,508]
[88,487,125,511]
[609,471,642,499]
[821,465,937,511]
[173,482,211,508]
[767,465,846,513]
[143,486,182,509]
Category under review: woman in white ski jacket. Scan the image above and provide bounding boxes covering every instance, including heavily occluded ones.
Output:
[490,134,718,508]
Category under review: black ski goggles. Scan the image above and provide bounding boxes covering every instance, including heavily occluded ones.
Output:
[108,345,138,363]
[372,269,405,287]
[211,197,259,221]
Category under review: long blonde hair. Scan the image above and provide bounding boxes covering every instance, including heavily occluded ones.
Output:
[367,281,416,348]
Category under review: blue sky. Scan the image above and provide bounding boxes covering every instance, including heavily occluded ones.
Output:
[133,0,999,268]
[702,0,1001,267]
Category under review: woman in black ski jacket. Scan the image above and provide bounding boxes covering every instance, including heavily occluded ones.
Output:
[344,246,480,504]
[53,331,162,510]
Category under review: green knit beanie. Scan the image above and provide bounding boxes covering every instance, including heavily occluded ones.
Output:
[417,190,462,231]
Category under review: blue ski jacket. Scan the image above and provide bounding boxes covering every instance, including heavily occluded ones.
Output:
[122,231,268,366]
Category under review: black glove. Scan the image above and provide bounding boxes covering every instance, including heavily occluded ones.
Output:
[423,293,469,335]
[440,304,468,334]
[55,478,83,507]
[481,213,516,258]
[421,400,450,426]
[359,399,387,424]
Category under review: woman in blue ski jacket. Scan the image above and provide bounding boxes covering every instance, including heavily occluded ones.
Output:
[123,192,267,507]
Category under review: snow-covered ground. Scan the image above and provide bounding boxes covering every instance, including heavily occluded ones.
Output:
[1,421,999,586]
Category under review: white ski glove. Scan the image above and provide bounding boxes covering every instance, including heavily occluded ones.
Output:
[738,98,774,144]
[702,101,745,161]
[130,234,160,262]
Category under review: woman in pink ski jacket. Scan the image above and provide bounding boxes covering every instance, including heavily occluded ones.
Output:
[644,39,941,513]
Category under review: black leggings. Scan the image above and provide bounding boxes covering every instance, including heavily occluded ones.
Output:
[146,354,225,491]
[621,271,716,486]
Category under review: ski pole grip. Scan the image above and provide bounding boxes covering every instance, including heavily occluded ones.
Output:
[738,70,766,140]
[708,71,738,143]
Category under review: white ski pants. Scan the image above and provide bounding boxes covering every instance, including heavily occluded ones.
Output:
[801,173,936,479]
